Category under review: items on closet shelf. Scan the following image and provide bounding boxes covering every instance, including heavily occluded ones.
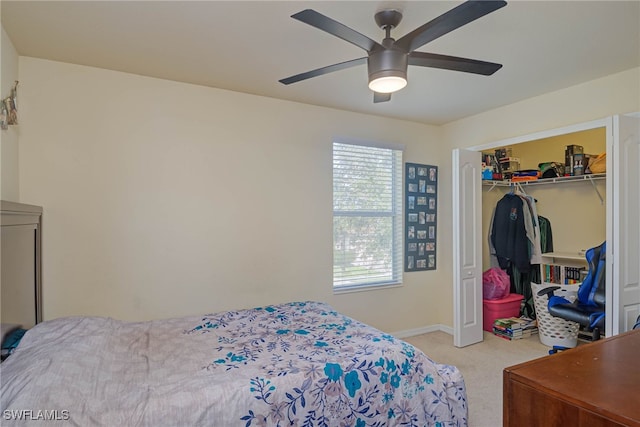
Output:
[511,170,539,182]
[489,186,553,318]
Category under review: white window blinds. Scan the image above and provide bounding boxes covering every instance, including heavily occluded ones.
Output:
[333,141,403,290]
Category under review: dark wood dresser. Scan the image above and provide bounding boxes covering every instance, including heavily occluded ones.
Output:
[503,329,640,427]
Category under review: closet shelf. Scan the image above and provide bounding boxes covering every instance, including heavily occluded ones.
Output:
[483,173,606,204]
[541,251,587,262]
[483,173,605,187]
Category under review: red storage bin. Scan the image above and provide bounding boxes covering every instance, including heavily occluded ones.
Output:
[483,293,523,332]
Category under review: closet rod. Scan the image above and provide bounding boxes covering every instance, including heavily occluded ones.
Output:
[508,182,526,194]
[485,181,526,194]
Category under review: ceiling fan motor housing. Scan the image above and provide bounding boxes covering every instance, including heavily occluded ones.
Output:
[367,46,408,85]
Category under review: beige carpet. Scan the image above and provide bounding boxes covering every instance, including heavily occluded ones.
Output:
[404,330,549,427]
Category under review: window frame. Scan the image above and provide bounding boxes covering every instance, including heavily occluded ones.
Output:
[332,138,404,293]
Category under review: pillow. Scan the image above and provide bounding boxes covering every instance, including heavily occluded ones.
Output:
[1,323,21,344]
[1,324,26,361]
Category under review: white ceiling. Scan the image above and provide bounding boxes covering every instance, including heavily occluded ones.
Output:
[2,1,639,125]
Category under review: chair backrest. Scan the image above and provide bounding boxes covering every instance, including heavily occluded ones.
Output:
[577,242,606,307]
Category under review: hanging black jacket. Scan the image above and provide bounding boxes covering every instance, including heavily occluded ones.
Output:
[491,194,531,272]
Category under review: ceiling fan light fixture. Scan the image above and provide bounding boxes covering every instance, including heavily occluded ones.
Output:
[368,74,407,93]
[369,70,407,93]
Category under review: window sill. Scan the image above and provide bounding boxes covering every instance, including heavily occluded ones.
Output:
[333,282,402,295]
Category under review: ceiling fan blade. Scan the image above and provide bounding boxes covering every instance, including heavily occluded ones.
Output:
[279,57,367,85]
[373,92,392,103]
[409,52,502,75]
[291,9,383,52]
[396,1,507,53]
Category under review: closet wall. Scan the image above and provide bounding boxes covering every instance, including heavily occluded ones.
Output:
[482,128,606,270]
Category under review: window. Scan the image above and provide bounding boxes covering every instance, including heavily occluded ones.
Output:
[333,140,403,291]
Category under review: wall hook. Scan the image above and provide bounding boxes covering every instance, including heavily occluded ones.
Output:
[1,81,19,130]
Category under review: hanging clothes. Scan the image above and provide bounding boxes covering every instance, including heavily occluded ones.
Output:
[538,215,554,253]
[520,194,542,265]
[511,265,540,319]
[490,193,531,273]
[489,188,547,318]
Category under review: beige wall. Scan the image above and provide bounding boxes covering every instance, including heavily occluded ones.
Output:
[1,26,19,202]
[17,57,451,333]
[444,68,640,149]
[14,53,640,333]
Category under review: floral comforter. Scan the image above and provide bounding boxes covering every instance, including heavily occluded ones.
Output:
[1,301,467,426]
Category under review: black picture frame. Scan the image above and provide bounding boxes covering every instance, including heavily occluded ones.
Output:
[405,163,438,272]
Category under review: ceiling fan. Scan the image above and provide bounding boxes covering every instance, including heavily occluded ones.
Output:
[279,0,507,103]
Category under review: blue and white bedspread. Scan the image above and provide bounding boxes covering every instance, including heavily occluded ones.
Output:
[1,301,467,426]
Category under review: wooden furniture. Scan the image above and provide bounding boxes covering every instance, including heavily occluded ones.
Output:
[1,200,43,327]
[504,329,640,427]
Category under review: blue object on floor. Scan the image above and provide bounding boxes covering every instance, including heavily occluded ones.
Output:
[549,345,569,355]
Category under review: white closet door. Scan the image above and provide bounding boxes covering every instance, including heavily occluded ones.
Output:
[611,114,640,334]
[452,149,483,347]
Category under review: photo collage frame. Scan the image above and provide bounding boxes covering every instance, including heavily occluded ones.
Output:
[405,163,438,272]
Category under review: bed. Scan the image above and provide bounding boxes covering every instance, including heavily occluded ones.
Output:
[1,301,467,426]
[0,202,467,426]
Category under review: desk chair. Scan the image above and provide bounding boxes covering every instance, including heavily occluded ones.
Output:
[538,242,606,345]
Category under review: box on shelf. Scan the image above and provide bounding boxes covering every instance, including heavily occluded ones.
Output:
[483,293,524,332]
[572,153,586,176]
[498,157,520,173]
[495,147,513,160]
[565,145,584,176]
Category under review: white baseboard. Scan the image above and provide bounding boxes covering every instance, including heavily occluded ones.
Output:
[392,324,453,339]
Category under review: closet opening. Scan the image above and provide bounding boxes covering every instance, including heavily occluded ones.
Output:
[481,128,606,346]
[452,117,616,348]
[455,114,640,349]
